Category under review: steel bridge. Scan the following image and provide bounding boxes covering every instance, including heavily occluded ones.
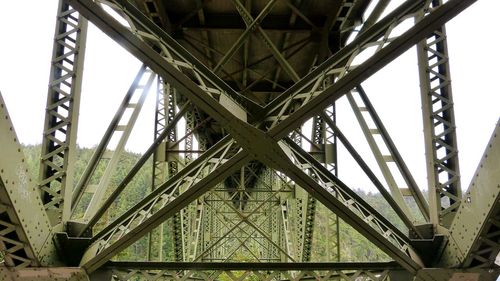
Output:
[0,0,499,280]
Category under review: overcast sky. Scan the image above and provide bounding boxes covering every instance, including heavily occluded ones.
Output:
[0,0,498,194]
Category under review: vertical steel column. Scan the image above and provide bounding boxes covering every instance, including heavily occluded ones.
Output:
[39,0,87,226]
[322,103,340,262]
[309,76,340,262]
[149,77,177,261]
[417,0,461,229]
[290,126,315,262]
[298,119,317,262]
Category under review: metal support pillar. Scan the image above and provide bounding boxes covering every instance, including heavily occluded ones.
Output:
[417,0,462,229]
[148,77,177,262]
[309,75,340,262]
[39,0,87,226]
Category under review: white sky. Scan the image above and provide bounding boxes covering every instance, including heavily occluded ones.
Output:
[0,0,498,194]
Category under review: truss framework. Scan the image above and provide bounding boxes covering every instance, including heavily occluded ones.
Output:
[1,0,497,280]
[64,0,477,273]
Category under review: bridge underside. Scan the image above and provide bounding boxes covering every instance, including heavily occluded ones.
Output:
[0,0,499,280]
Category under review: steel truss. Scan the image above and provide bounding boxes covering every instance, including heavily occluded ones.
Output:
[64,0,478,273]
[0,0,497,280]
[417,0,462,229]
[107,262,402,281]
[39,0,88,226]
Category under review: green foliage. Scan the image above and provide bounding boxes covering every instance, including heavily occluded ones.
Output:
[311,198,391,262]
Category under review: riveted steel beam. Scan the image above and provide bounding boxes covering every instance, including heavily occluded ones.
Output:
[280,139,423,273]
[0,93,55,268]
[0,267,89,281]
[438,122,500,268]
[105,261,401,270]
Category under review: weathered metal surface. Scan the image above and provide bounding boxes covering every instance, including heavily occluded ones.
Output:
[0,267,88,281]
[438,121,500,268]
[416,268,500,281]
[65,0,476,273]
[0,93,56,268]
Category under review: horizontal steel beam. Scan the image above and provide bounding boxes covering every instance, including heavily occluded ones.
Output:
[110,268,398,281]
[175,13,323,32]
[0,267,89,281]
[104,261,401,270]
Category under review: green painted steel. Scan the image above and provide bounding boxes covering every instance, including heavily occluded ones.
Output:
[417,0,462,230]
[1,0,498,280]
[0,267,89,281]
[0,93,56,268]
[38,0,88,226]
[81,66,155,222]
[438,122,500,268]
